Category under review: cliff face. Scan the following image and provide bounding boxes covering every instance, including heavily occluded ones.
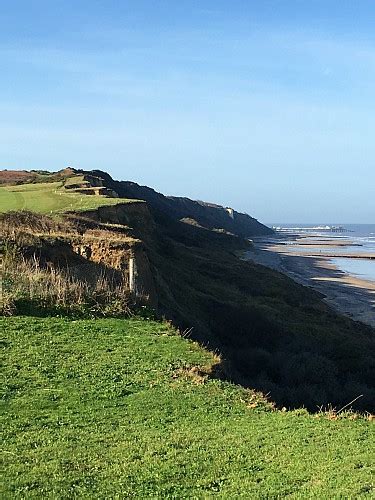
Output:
[165,196,272,237]
[88,170,273,238]
[77,201,154,233]
[74,202,157,306]
[1,205,158,308]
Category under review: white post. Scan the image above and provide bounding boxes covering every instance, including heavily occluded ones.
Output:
[129,256,137,293]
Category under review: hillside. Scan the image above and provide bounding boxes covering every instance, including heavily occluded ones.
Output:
[0,168,272,237]
[2,316,374,498]
[1,168,375,412]
[89,169,273,237]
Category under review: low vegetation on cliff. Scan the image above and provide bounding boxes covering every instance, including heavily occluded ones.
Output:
[152,230,375,412]
[2,316,374,498]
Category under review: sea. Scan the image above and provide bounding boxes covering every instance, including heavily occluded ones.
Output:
[268,224,375,283]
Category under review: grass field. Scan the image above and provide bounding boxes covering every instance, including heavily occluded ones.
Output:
[0,182,133,214]
[2,316,374,498]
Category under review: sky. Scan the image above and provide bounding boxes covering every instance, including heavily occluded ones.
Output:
[1,0,374,223]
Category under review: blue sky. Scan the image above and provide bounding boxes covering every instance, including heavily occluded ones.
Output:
[1,1,374,223]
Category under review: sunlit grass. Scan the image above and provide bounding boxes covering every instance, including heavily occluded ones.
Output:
[0,181,135,214]
[2,316,374,498]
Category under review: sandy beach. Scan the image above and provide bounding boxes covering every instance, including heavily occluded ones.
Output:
[243,237,375,328]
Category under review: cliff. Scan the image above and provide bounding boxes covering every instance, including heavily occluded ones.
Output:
[74,193,375,412]
[87,170,273,238]
[1,168,374,412]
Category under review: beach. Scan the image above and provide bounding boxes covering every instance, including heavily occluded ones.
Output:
[243,235,375,328]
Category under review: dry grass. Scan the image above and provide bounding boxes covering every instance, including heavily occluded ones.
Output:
[0,210,74,241]
[1,245,131,317]
[0,211,137,246]
[0,211,140,317]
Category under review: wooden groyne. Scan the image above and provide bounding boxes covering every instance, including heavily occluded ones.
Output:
[310,253,375,260]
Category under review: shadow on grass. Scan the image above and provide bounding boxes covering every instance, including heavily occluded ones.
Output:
[150,227,375,414]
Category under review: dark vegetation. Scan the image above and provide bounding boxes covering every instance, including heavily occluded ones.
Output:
[90,169,273,237]
[144,216,375,412]
[0,167,75,185]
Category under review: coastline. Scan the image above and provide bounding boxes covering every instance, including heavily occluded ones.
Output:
[243,238,375,328]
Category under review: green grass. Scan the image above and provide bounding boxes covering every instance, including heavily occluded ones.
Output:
[1,316,374,498]
[62,175,87,187]
[0,182,134,214]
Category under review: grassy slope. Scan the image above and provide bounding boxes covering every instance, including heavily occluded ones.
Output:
[2,317,373,499]
[0,182,132,214]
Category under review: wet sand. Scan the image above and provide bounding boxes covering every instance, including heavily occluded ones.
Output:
[243,238,375,328]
